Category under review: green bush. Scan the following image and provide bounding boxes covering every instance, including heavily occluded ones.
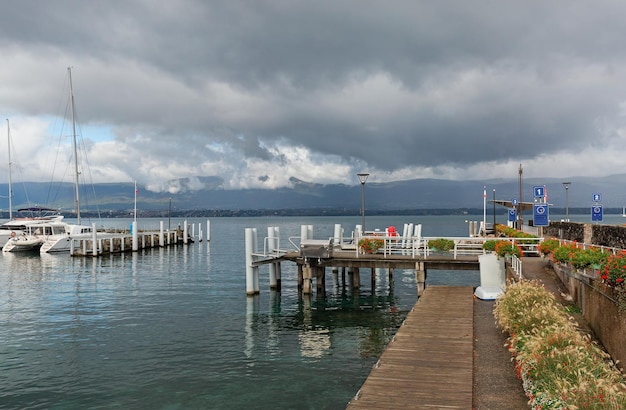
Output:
[427,238,454,251]
[482,240,497,252]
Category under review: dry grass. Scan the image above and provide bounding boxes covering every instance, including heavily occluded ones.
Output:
[494,280,626,409]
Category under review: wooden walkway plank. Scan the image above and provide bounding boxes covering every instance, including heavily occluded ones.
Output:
[347,286,474,409]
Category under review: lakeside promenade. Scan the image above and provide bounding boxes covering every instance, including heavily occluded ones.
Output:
[348,257,576,409]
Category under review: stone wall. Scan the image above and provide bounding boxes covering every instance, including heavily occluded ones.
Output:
[544,221,626,249]
[551,263,626,370]
[539,221,626,371]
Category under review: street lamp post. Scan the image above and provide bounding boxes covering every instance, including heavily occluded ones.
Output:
[357,173,370,233]
[562,182,571,222]
[493,189,496,229]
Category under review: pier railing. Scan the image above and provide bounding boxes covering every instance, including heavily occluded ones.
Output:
[351,233,543,259]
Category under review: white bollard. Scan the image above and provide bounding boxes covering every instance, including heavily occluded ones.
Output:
[206,220,211,242]
[268,226,277,289]
[92,223,97,256]
[183,219,188,244]
[132,221,138,251]
[252,228,259,293]
[274,226,281,287]
[198,223,203,242]
[245,228,257,295]
[159,221,164,247]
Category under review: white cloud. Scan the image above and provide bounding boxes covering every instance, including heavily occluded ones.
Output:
[2,0,626,194]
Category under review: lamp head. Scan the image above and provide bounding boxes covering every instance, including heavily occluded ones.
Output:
[357,173,370,185]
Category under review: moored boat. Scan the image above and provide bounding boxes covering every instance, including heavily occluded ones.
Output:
[0,207,64,249]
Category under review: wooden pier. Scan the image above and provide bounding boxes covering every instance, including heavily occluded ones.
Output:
[270,249,480,297]
[68,220,210,256]
[347,286,474,409]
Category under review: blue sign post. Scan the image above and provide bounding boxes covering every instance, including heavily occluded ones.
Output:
[533,204,549,226]
[533,186,545,199]
[508,209,516,222]
[592,205,603,222]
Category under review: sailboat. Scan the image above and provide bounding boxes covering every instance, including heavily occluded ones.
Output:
[3,68,94,253]
[0,119,64,250]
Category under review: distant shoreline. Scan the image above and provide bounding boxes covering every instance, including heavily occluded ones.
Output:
[1,207,619,219]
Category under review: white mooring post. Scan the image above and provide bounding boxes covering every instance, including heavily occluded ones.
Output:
[191,223,196,241]
[92,223,97,256]
[198,223,202,242]
[245,228,260,295]
[183,219,189,244]
[206,220,211,242]
[159,221,164,247]
[268,226,278,289]
[274,226,281,289]
[132,221,138,251]
[253,228,259,292]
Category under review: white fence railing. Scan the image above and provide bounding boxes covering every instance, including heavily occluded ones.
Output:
[351,234,543,259]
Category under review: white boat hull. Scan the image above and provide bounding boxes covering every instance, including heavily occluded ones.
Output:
[2,236,44,252]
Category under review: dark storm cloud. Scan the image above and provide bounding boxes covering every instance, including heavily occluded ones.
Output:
[2,0,626,188]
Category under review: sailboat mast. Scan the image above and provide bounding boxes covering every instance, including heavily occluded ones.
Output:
[68,67,81,224]
[6,119,13,220]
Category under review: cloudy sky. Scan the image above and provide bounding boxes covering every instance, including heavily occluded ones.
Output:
[2,0,626,194]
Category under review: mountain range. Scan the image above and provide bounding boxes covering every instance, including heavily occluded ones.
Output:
[2,174,626,215]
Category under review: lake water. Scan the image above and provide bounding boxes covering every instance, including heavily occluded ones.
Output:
[0,213,617,409]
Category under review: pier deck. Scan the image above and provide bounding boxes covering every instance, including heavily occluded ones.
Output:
[347,286,473,409]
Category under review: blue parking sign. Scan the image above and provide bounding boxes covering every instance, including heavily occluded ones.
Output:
[533,186,545,198]
[592,205,603,222]
[533,204,549,226]
[593,193,602,202]
[508,208,516,222]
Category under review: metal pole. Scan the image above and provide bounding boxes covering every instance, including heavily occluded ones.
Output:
[357,173,369,232]
[492,189,496,229]
[562,182,571,222]
[361,183,365,230]
[518,164,523,229]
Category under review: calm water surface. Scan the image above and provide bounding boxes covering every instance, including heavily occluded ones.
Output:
[1,215,486,409]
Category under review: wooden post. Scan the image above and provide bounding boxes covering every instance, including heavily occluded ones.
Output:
[316,266,325,294]
[297,264,304,289]
[353,267,360,289]
[416,261,426,296]
[303,263,313,294]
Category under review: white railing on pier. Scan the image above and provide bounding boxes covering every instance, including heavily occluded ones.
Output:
[352,234,543,259]
[511,254,523,279]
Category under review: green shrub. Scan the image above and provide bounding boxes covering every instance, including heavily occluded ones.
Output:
[482,240,497,252]
[427,238,454,251]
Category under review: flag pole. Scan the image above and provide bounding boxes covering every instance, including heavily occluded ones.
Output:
[134,181,137,223]
[483,186,487,236]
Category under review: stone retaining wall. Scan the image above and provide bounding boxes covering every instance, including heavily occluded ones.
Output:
[550,262,626,371]
[544,221,626,249]
[540,221,626,371]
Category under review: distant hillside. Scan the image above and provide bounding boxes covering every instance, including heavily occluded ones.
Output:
[2,174,626,213]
